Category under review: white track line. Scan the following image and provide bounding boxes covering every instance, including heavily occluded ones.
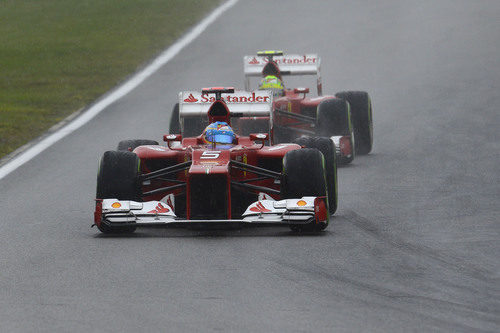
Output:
[0,0,239,181]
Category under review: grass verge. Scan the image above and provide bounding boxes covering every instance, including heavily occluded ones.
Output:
[0,0,221,159]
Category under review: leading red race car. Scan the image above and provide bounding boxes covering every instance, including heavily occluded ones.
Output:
[244,51,374,164]
[94,88,338,233]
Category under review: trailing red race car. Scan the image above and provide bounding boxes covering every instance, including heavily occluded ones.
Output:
[94,87,338,233]
[243,51,374,164]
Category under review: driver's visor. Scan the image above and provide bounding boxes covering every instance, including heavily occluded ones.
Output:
[206,134,234,144]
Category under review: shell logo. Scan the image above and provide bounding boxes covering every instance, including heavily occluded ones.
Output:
[111,202,121,208]
[296,200,307,207]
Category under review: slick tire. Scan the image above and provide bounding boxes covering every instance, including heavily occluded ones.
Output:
[293,137,338,214]
[282,148,329,232]
[117,139,159,151]
[335,91,373,155]
[96,151,141,233]
[183,118,207,138]
[316,98,352,137]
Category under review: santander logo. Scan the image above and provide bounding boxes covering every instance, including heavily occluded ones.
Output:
[200,92,269,103]
[247,55,318,66]
[148,203,170,214]
[249,201,271,213]
[184,94,198,103]
[248,57,260,65]
[272,55,317,65]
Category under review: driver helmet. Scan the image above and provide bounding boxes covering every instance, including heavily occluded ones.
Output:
[202,121,236,144]
[258,75,284,96]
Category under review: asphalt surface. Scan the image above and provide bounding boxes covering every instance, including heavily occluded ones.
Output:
[0,0,499,331]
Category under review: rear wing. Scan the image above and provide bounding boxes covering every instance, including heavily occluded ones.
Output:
[179,90,272,118]
[178,90,273,138]
[243,53,322,95]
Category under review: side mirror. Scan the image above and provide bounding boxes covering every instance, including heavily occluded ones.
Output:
[163,134,182,149]
[294,87,309,96]
[163,134,182,142]
[249,133,269,143]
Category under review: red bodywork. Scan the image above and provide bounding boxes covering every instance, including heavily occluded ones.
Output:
[133,88,301,220]
[134,139,299,219]
[273,89,337,138]
[243,53,354,162]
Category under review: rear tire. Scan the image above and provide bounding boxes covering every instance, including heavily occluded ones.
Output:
[281,148,329,231]
[96,151,141,233]
[117,139,159,151]
[169,103,180,134]
[170,102,207,137]
[293,137,338,214]
[335,91,373,155]
[183,118,208,138]
[316,98,352,137]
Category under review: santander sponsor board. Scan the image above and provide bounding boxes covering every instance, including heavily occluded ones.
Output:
[247,55,318,65]
[183,92,270,103]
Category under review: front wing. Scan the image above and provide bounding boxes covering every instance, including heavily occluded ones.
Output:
[94,197,328,229]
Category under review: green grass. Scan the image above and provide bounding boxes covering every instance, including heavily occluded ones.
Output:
[0,0,221,159]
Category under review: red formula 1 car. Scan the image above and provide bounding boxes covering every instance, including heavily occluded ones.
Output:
[243,51,374,164]
[94,88,338,233]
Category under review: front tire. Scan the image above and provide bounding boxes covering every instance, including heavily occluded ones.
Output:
[96,151,141,233]
[282,148,329,231]
[335,91,373,155]
[293,137,338,214]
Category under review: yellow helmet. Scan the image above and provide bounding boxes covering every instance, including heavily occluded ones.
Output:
[258,75,284,96]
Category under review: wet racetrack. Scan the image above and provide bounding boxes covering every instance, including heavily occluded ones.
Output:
[0,0,499,331]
